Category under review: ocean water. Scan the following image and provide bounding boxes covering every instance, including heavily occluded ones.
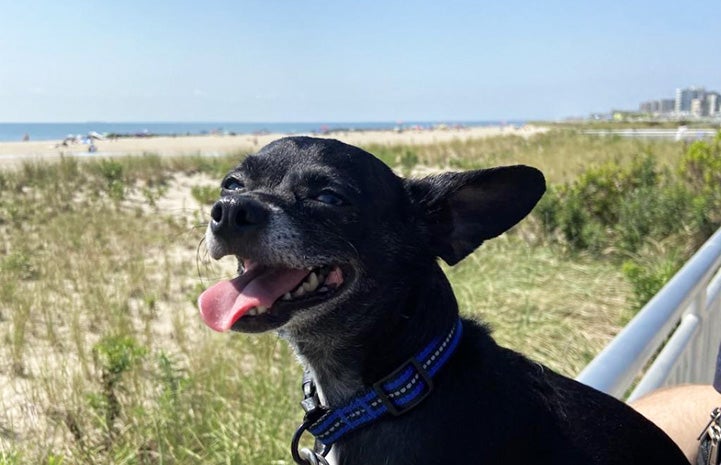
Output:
[0,121,522,142]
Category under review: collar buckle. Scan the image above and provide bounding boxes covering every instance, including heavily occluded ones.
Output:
[372,358,434,416]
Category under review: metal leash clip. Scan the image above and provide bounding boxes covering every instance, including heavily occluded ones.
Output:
[298,447,330,465]
[291,370,331,465]
[291,416,330,465]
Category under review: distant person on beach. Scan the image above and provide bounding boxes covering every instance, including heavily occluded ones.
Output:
[22,133,29,141]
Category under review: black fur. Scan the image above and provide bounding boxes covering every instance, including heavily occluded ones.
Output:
[202,136,688,465]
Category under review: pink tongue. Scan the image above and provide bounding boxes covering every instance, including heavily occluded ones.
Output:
[197,267,310,332]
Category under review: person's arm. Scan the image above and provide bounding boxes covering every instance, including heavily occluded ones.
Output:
[631,346,721,464]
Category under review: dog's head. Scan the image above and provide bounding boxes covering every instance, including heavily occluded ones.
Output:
[198,136,545,335]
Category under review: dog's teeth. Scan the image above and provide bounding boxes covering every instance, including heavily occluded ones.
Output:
[308,272,319,290]
[247,308,258,316]
[302,272,320,292]
[257,306,268,314]
[293,287,306,298]
[283,269,330,300]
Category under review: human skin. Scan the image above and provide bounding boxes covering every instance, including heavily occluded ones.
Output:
[631,384,721,463]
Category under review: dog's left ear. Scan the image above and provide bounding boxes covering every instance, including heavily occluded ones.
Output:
[405,166,545,265]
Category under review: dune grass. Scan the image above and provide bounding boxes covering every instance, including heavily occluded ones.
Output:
[0,131,689,464]
[364,128,686,183]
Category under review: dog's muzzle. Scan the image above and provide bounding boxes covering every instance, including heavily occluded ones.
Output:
[210,196,269,241]
[207,196,270,259]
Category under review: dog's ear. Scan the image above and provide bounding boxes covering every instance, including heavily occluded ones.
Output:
[405,166,545,265]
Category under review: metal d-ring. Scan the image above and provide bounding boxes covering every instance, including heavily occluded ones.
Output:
[291,418,330,465]
[298,447,330,465]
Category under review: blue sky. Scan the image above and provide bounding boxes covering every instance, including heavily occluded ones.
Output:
[1,0,719,122]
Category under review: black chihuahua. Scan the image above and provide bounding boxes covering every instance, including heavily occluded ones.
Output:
[198,136,687,465]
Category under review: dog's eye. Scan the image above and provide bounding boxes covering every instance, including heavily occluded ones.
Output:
[314,191,345,206]
[222,178,244,191]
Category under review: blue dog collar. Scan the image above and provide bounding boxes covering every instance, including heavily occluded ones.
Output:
[307,318,463,446]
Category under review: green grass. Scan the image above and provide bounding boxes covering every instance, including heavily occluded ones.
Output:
[0,131,692,463]
[362,128,686,184]
[449,235,631,376]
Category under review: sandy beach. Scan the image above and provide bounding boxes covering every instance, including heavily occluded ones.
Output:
[0,125,547,168]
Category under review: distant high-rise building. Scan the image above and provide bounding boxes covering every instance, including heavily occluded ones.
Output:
[628,86,719,120]
[707,93,720,116]
[675,86,706,113]
[660,99,675,113]
[640,101,655,113]
[640,98,676,114]
[691,98,704,116]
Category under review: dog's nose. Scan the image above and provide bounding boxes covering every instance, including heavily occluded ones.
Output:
[209,196,269,237]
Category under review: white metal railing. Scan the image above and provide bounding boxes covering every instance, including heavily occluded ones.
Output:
[576,226,721,402]
[583,128,718,141]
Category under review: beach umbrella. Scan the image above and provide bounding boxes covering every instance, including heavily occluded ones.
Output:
[87,131,106,140]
